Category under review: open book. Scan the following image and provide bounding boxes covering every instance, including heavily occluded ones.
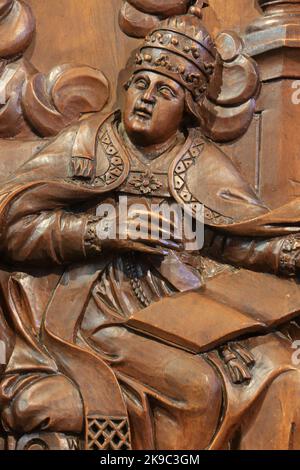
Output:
[127,269,300,353]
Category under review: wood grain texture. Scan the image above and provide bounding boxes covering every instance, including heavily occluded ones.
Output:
[3,0,300,452]
[25,0,138,107]
[25,0,261,107]
[203,0,260,37]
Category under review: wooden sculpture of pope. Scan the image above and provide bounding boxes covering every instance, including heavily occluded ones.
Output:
[1,12,300,450]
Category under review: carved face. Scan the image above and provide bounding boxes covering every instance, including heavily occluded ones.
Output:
[123,71,185,148]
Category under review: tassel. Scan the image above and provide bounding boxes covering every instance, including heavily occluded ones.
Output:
[71,157,94,179]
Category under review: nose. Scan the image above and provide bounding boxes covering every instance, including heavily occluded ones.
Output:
[141,85,156,104]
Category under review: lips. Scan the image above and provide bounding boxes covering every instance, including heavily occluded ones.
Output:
[133,105,152,119]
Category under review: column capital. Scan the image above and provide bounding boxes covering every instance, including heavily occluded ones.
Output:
[243,0,300,79]
[258,0,300,12]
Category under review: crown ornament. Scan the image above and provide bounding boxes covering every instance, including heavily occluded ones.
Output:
[132,13,217,100]
[123,1,260,144]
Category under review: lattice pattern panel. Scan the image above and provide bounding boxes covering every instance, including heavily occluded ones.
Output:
[87,417,131,450]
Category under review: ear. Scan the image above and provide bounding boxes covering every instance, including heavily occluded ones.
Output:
[184,89,203,127]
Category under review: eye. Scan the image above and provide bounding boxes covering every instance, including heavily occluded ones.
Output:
[134,78,148,90]
[158,85,176,99]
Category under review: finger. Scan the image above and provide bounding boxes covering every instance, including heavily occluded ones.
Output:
[125,229,183,249]
[126,225,182,242]
[151,239,184,251]
[137,237,183,251]
[126,212,177,231]
[122,240,169,256]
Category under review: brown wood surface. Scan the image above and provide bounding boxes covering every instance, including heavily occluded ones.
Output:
[3,0,300,452]
[25,0,261,106]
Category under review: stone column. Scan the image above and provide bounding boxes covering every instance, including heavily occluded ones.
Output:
[239,1,300,207]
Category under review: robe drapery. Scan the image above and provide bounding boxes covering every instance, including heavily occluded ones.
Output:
[1,112,300,448]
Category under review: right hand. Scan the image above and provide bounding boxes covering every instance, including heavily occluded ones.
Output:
[96,208,184,256]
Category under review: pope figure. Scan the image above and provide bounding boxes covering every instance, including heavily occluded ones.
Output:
[1,12,300,450]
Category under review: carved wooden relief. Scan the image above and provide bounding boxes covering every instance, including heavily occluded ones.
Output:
[1,0,300,453]
[0,0,109,139]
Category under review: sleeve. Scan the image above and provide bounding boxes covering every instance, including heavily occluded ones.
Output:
[202,227,300,276]
[0,209,102,267]
[0,128,105,266]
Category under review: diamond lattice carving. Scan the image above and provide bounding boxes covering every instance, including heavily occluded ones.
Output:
[87,417,131,450]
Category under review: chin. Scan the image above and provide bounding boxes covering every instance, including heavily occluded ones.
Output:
[126,116,154,140]
[131,113,152,128]
[133,118,149,128]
